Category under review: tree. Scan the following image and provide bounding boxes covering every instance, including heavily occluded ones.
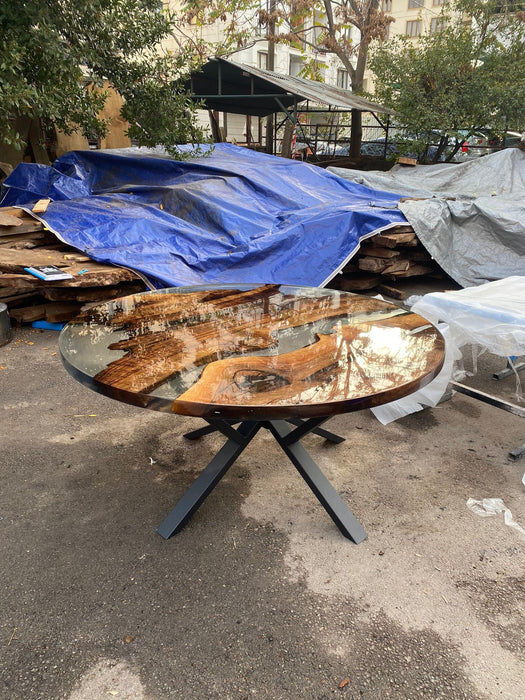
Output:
[0,0,207,160]
[369,0,525,163]
[182,0,393,156]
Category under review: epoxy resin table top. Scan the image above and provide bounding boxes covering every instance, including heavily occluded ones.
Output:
[59,284,445,419]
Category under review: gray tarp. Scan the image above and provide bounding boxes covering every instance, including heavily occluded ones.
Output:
[328,148,525,287]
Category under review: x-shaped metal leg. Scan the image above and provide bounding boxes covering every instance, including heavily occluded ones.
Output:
[266,420,367,544]
[183,417,345,444]
[159,418,366,543]
[157,421,260,539]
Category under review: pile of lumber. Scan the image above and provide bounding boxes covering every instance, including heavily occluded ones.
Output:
[330,224,442,300]
[0,207,147,324]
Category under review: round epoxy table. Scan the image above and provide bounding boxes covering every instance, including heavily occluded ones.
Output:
[60,283,445,542]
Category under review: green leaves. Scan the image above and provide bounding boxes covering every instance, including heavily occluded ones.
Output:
[1,0,208,157]
[370,0,525,162]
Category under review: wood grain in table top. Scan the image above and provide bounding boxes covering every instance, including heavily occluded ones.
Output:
[92,285,391,393]
[173,319,443,415]
[76,284,445,416]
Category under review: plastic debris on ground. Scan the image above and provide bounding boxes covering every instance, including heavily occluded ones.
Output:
[466,498,525,540]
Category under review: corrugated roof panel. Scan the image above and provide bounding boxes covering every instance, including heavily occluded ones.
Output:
[189,58,392,115]
[236,62,392,114]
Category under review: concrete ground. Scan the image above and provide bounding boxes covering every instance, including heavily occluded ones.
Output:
[1,326,524,700]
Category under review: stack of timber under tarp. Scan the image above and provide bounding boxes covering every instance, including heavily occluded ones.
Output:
[329,224,443,300]
[0,207,147,325]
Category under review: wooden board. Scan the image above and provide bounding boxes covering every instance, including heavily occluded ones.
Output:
[375,232,417,248]
[41,281,146,302]
[0,247,90,273]
[359,245,401,259]
[0,211,23,227]
[0,219,44,236]
[376,284,407,301]
[334,274,380,291]
[388,264,435,278]
[381,259,411,274]
[358,257,388,273]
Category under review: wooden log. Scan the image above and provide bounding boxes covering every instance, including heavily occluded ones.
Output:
[358,256,388,273]
[376,284,407,301]
[359,245,401,259]
[381,258,411,274]
[388,264,435,278]
[336,274,380,291]
[375,232,417,248]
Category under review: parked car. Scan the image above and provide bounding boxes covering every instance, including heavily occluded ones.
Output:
[451,130,524,160]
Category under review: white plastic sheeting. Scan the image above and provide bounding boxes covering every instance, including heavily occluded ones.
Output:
[371,277,525,423]
[329,149,525,287]
[412,277,525,358]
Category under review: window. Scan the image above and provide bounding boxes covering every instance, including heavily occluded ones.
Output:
[337,69,349,90]
[408,0,424,7]
[406,19,422,36]
[382,0,392,11]
[429,16,447,33]
[433,0,444,5]
[289,54,304,78]
[257,51,268,70]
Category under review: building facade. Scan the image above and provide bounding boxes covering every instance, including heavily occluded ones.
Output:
[165,1,358,145]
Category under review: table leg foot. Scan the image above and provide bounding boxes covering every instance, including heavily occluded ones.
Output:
[157,421,260,538]
[268,420,367,544]
[509,444,525,461]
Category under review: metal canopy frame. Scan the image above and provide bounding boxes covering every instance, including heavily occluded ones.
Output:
[187,57,392,156]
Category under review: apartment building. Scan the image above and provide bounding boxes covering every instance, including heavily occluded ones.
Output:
[164,0,449,148]
[382,0,448,40]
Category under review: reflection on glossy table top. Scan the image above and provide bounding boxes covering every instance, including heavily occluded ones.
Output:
[59,284,445,419]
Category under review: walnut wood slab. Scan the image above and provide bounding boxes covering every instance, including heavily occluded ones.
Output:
[59,284,445,419]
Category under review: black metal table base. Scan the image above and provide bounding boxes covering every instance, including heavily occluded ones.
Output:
[156,418,367,544]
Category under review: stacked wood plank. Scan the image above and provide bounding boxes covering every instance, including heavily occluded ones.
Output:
[0,207,147,324]
[329,225,442,301]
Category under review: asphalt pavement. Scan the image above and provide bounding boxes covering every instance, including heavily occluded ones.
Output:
[1,327,524,700]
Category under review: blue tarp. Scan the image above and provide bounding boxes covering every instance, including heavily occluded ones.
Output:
[0,144,408,288]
